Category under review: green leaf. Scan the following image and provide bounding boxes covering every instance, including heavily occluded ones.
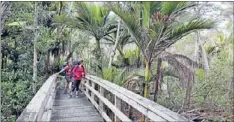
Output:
[195,68,205,81]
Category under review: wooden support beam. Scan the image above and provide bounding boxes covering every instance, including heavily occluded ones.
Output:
[99,87,105,112]
[91,81,95,101]
[85,83,131,122]
[85,75,189,121]
[115,96,121,122]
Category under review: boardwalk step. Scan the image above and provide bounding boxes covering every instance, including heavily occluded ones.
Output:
[51,111,99,118]
[50,89,103,122]
[51,116,103,121]
[52,106,96,114]
[53,100,90,106]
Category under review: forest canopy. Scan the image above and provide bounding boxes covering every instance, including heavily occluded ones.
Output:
[1,1,233,122]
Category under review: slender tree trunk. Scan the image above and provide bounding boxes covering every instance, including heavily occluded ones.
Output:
[33,2,39,94]
[66,47,75,62]
[136,46,141,68]
[33,44,38,94]
[45,51,50,77]
[142,59,150,122]
[154,58,162,102]
[96,39,103,77]
[183,79,192,110]
[144,60,151,98]
[197,31,209,74]
[108,19,121,68]
[167,78,171,99]
[194,36,199,62]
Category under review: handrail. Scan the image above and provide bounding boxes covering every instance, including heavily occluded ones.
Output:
[82,75,190,122]
[16,74,58,122]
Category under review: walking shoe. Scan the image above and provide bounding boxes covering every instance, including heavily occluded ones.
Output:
[76,94,80,98]
[69,94,72,99]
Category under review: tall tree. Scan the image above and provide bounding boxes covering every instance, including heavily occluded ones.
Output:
[110,2,214,98]
[108,19,121,68]
[32,1,39,94]
[66,2,116,77]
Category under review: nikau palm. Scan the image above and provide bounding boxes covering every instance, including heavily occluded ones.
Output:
[67,2,117,77]
[109,2,214,98]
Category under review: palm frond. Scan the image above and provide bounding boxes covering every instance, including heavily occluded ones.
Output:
[160,2,187,16]
[108,3,142,44]
[149,2,161,16]
[169,19,214,41]
[161,54,194,88]
[152,19,214,57]
[162,52,204,69]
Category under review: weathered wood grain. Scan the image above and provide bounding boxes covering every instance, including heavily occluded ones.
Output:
[16,74,58,122]
[84,75,190,122]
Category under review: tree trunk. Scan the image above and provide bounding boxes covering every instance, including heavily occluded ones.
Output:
[33,44,38,94]
[108,19,121,68]
[197,31,209,74]
[96,39,103,77]
[136,46,141,68]
[144,60,151,98]
[194,35,199,62]
[33,2,39,94]
[45,51,50,77]
[117,47,124,57]
[66,51,73,62]
[183,79,192,110]
[142,59,150,122]
[154,58,162,102]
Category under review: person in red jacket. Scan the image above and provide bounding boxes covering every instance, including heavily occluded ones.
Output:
[69,59,87,98]
[59,60,72,94]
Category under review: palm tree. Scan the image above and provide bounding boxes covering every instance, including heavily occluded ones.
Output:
[67,2,117,77]
[109,1,214,98]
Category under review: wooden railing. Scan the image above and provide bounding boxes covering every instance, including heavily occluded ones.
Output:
[82,75,190,122]
[16,74,190,122]
[16,74,58,122]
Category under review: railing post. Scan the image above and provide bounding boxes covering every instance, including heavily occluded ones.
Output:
[91,81,95,101]
[85,80,89,97]
[115,96,121,122]
[99,87,105,112]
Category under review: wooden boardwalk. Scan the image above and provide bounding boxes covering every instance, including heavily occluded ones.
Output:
[50,89,103,121]
[16,74,190,122]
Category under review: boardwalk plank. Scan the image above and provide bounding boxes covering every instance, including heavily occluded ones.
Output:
[50,89,103,122]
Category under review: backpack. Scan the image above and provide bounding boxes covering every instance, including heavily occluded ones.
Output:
[60,65,66,76]
[70,65,78,78]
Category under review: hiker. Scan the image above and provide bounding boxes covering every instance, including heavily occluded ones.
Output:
[59,60,72,93]
[69,59,87,98]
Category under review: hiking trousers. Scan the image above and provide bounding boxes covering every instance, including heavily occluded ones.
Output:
[71,80,81,92]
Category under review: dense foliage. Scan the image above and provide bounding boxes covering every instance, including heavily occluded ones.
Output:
[1,1,233,121]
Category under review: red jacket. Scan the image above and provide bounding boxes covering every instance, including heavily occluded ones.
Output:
[72,65,87,80]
